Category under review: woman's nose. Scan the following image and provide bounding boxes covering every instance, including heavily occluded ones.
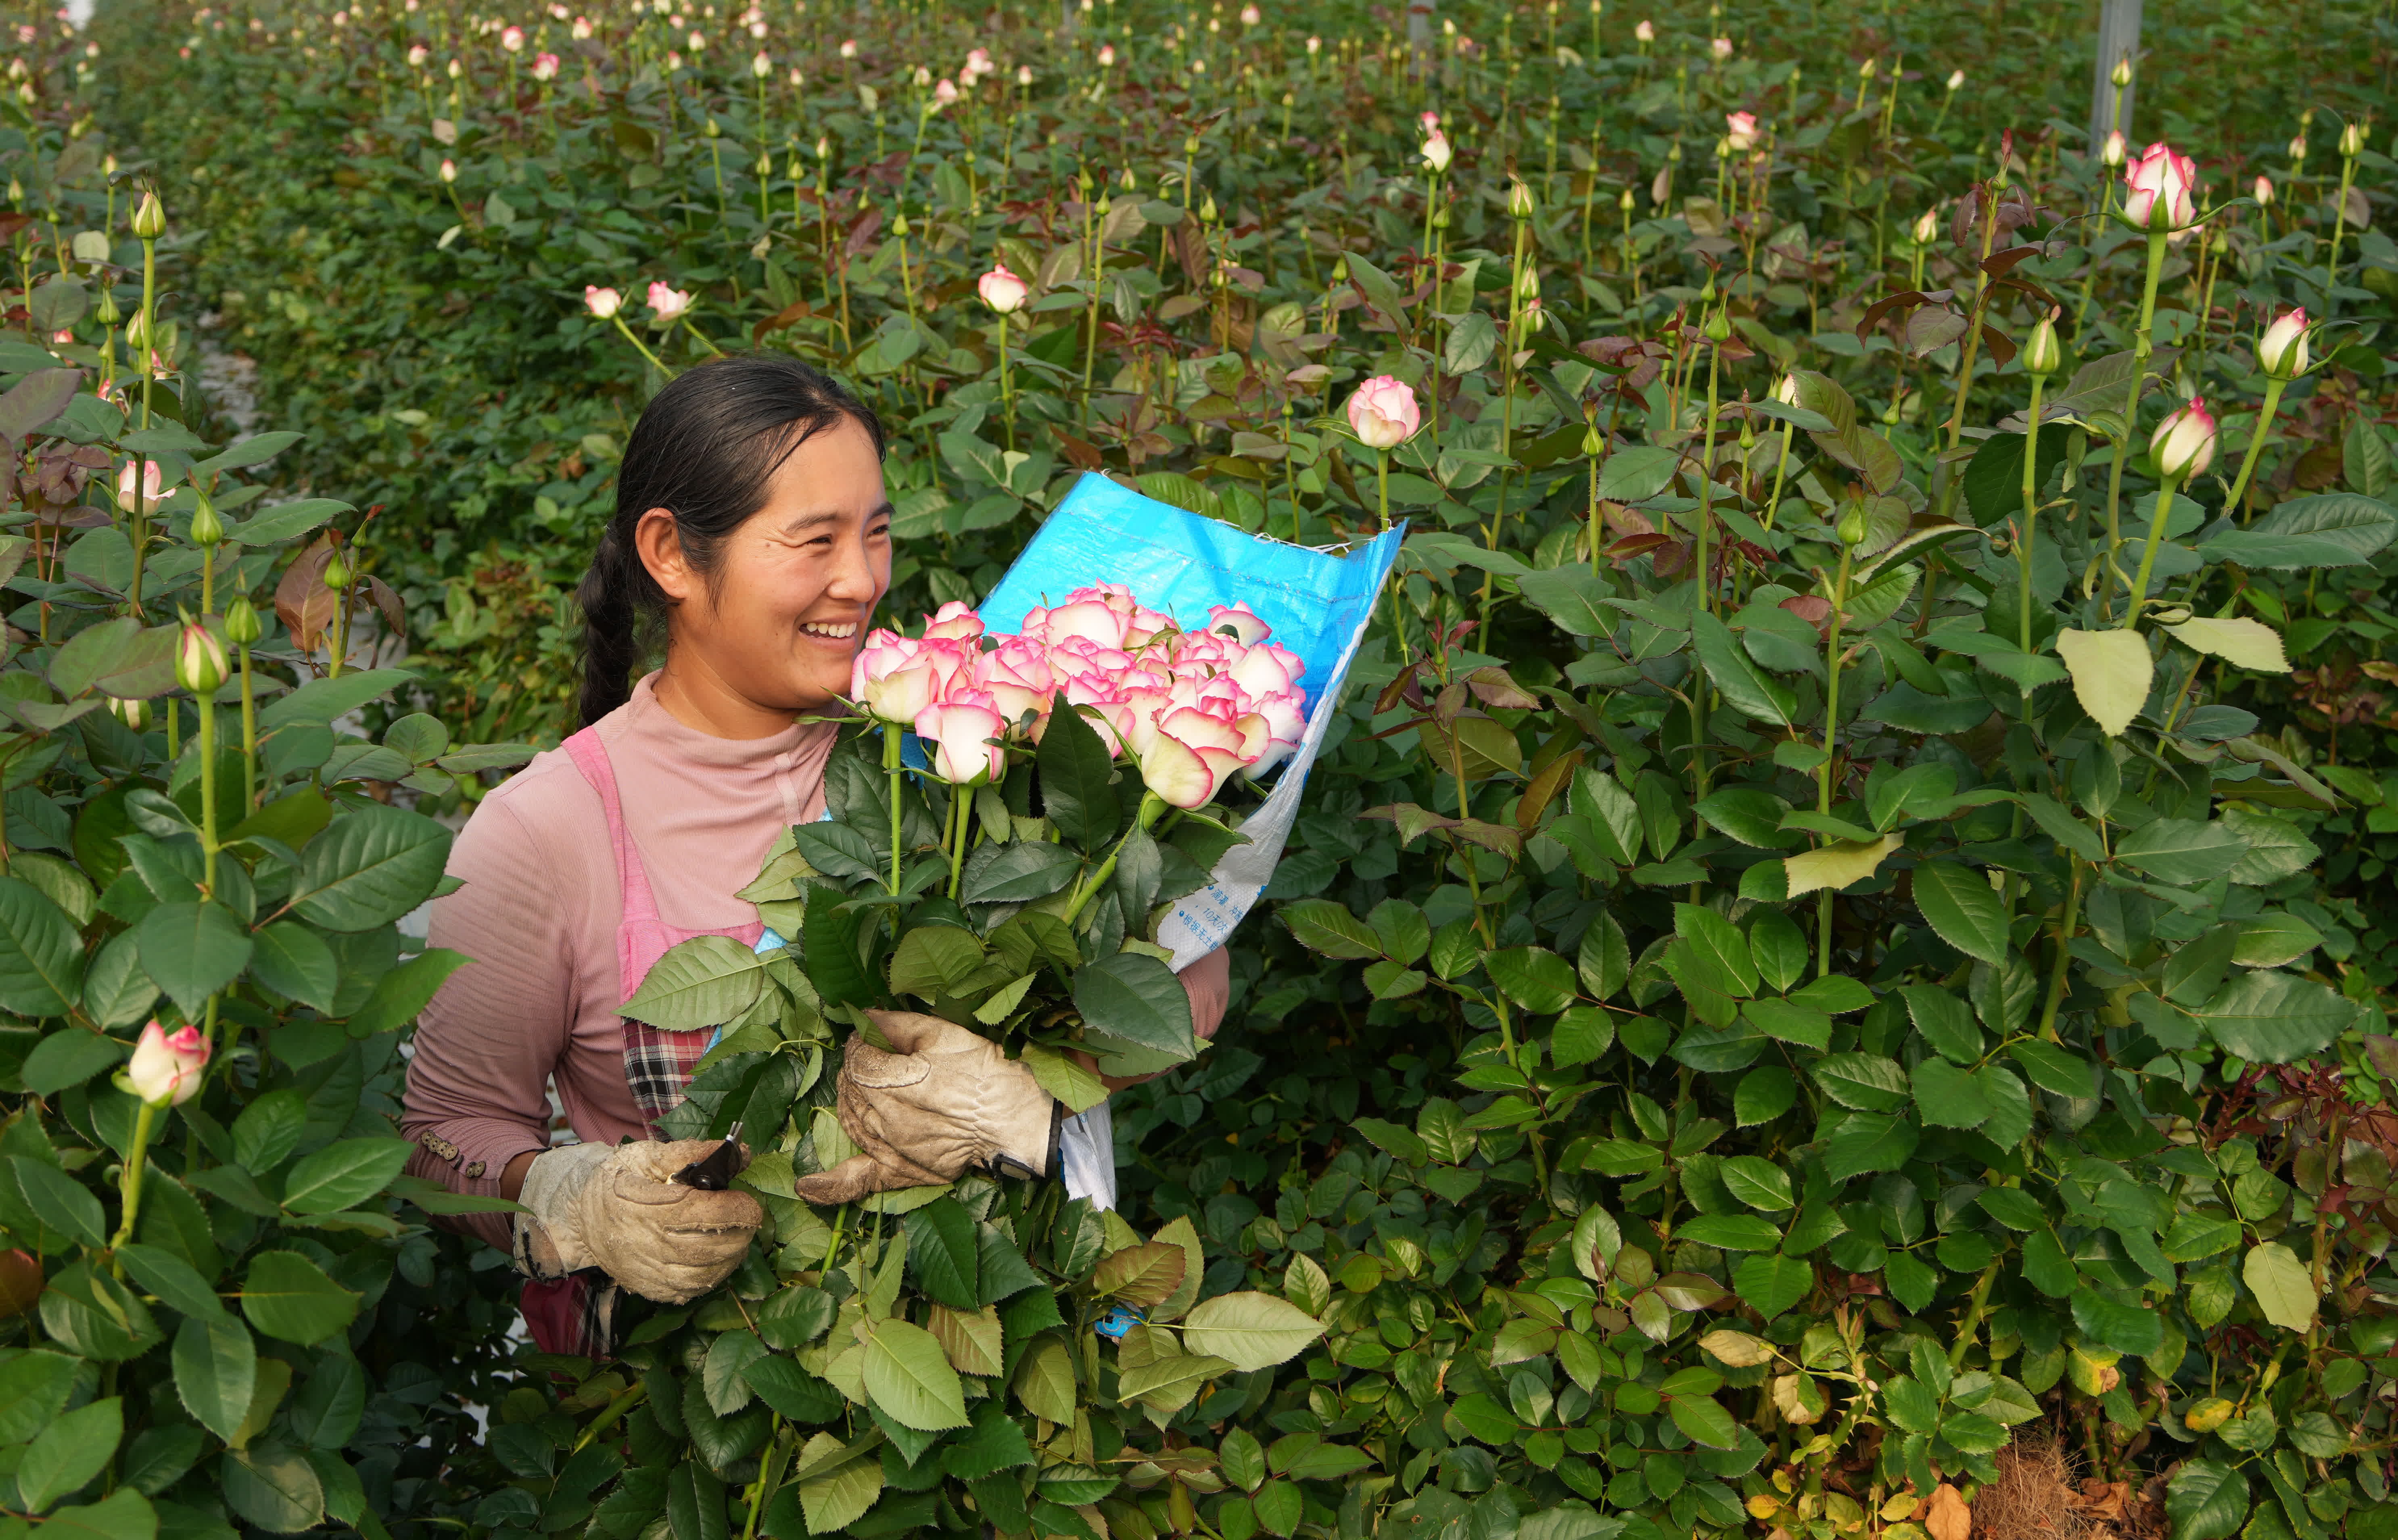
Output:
[823,531,883,602]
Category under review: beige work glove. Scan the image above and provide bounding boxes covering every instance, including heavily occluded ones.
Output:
[513,1139,763,1304]
[792,1009,1059,1206]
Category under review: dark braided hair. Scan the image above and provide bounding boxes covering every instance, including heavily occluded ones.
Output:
[576,354,885,727]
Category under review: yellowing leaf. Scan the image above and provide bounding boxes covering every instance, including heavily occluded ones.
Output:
[1783,834,1904,898]
[1012,1335,1077,1424]
[2055,628,2153,736]
[1020,1043,1109,1113]
[2162,616,2289,673]
[925,1304,1003,1377]
[1697,1328,1775,1368]
[2242,1241,2318,1333]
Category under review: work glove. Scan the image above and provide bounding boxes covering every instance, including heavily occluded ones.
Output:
[792,1009,1060,1205]
[514,1139,763,1304]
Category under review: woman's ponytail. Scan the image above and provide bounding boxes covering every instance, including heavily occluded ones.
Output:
[574,354,883,728]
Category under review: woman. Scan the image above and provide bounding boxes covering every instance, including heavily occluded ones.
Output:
[401,356,1229,1343]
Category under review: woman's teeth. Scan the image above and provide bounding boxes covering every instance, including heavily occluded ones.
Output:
[800,621,857,639]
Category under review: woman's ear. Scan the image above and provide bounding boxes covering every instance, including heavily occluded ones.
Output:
[632,508,694,604]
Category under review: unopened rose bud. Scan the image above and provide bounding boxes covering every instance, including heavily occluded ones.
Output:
[439,157,457,182]
[1515,263,1541,300]
[1945,69,1963,90]
[108,696,145,730]
[324,552,350,591]
[188,493,223,548]
[224,595,261,646]
[1911,207,1938,243]
[1507,179,1536,218]
[2258,307,2309,380]
[126,1020,210,1106]
[1702,305,1730,343]
[2102,130,2126,168]
[2342,120,2364,157]
[1772,373,1800,405]
[2109,54,2132,88]
[2024,314,2061,376]
[129,188,164,237]
[175,621,228,695]
[1837,507,1868,546]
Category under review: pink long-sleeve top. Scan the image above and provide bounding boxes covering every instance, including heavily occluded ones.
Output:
[401,673,1229,1250]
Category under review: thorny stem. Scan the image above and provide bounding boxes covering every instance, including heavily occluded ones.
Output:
[884,723,904,894]
[1815,544,1853,980]
[2121,466,2183,629]
[2226,375,2289,523]
[2036,857,2086,1043]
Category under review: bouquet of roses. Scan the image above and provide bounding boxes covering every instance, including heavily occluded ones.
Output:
[629,581,1306,1176]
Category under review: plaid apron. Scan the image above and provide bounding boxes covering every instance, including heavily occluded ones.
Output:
[521,725,765,1357]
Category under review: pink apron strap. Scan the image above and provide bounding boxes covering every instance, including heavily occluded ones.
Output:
[564,727,661,928]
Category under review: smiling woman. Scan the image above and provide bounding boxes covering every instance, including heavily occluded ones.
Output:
[398,355,1231,1354]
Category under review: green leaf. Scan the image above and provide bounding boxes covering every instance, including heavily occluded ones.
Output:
[290,804,452,932]
[19,1396,121,1512]
[227,495,343,545]
[1517,566,1612,635]
[1911,1057,1992,1129]
[1730,1254,1812,1320]
[1743,997,1831,1050]
[1692,612,1795,725]
[1678,1214,1782,1251]
[12,1155,107,1247]
[240,1252,360,1345]
[1901,983,1982,1063]
[903,1197,981,1310]
[2243,1242,2317,1333]
[742,1357,843,1423]
[1037,694,1121,846]
[246,924,339,1014]
[800,895,876,1009]
[280,1137,412,1215]
[622,935,766,1029]
[959,841,1079,905]
[136,901,253,1019]
[2072,1290,2164,1356]
[222,1444,327,1534]
[1350,1117,1429,1166]
[0,1350,79,1444]
[257,669,416,730]
[1673,903,1758,998]
[1570,768,1642,866]
[1278,900,1382,959]
[39,1488,158,1540]
[118,1243,228,1321]
[2164,1459,2248,1540]
[173,1317,257,1443]
[1485,947,1577,1014]
[1811,1053,1909,1112]
[348,948,470,1035]
[861,1318,969,1431]
[1179,1291,1326,1371]
[19,1028,130,1095]
[1696,788,1801,850]
[1072,951,1195,1058]
[1719,1154,1794,1211]
[887,926,988,1000]
[1880,1375,1938,1435]
[2018,792,2106,860]
[1910,860,2010,964]
[0,875,84,1017]
[941,1398,1036,1482]
[1664,1392,1743,1450]
[2008,1040,2097,1097]
[795,1432,884,1533]
[2114,818,2250,885]
[1823,1112,1918,1183]
[702,1330,768,1416]
[2200,491,2397,568]
[2197,971,2356,1063]
[1782,834,1904,897]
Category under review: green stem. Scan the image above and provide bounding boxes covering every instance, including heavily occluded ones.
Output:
[198,696,217,891]
[2018,371,2045,657]
[884,723,904,895]
[742,1421,790,1540]
[1063,792,1168,925]
[2035,858,2084,1042]
[109,1098,161,1250]
[1816,544,1854,980]
[2120,467,2183,629]
[944,781,973,902]
[238,644,258,814]
[2099,230,2170,616]
[997,311,1014,451]
[1376,448,1390,531]
[611,313,670,373]
[1697,327,1721,612]
[2225,376,2288,523]
[129,234,158,616]
[2326,154,2358,311]
[1762,418,1796,529]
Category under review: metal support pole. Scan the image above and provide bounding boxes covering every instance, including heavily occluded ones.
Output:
[2089,0,2141,152]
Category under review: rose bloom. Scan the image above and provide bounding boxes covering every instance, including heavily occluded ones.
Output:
[916,695,1007,785]
[584,284,621,318]
[1725,110,1757,151]
[501,23,524,50]
[1633,18,1654,40]
[977,261,1028,314]
[127,1020,210,1106]
[646,280,693,322]
[1346,375,1420,449]
[1709,35,1731,59]
[533,50,559,78]
[1205,601,1272,645]
[117,457,164,512]
[2258,307,2308,379]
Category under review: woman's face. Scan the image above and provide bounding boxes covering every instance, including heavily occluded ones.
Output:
[638,418,892,719]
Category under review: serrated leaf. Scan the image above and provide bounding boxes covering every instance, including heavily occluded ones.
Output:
[2055,627,2152,737]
